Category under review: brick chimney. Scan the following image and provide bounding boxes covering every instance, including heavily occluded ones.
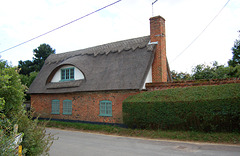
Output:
[150,15,168,82]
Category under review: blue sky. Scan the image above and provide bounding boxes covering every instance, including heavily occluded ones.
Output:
[0,0,239,73]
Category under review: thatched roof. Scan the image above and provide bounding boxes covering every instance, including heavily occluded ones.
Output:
[28,36,155,94]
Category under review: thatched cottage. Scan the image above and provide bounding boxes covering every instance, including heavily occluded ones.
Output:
[28,15,171,124]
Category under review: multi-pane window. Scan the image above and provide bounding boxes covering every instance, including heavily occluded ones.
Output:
[99,101,112,116]
[63,100,72,115]
[51,100,60,114]
[61,68,74,81]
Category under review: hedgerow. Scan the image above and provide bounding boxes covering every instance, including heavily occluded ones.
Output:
[122,83,240,132]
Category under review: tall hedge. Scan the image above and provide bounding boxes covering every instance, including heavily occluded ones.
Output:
[122,83,240,132]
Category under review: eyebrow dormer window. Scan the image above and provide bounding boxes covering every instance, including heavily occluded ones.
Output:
[61,67,74,81]
[50,65,84,83]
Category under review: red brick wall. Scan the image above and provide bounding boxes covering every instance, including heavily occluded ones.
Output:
[150,16,168,82]
[31,90,138,124]
[146,78,240,91]
[31,79,240,124]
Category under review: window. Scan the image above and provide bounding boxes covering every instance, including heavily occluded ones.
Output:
[63,100,72,115]
[61,68,74,81]
[51,100,60,114]
[99,100,112,116]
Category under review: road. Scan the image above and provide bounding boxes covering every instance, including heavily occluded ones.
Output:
[47,128,240,156]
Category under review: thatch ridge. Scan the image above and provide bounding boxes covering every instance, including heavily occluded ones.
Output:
[45,36,150,64]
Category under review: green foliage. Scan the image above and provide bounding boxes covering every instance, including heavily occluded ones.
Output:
[20,72,38,101]
[20,74,31,88]
[18,43,54,101]
[185,31,240,80]
[0,131,16,156]
[191,61,231,80]
[171,70,192,81]
[0,97,5,118]
[0,97,17,156]
[18,60,35,75]
[45,120,240,144]
[18,43,55,75]
[44,120,119,132]
[229,64,240,78]
[123,83,240,132]
[172,61,240,81]
[0,60,55,156]
[0,60,25,119]
[32,43,55,72]
[17,112,55,156]
[0,98,12,134]
[228,31,240,67]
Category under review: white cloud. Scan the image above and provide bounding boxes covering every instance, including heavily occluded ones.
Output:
[0,0,239,73]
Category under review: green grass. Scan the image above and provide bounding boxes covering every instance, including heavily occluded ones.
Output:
[42,120,240,145]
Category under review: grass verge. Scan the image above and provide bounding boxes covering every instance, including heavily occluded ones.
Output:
[42,120,240,145]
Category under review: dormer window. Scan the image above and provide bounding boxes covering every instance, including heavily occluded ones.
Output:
[61,68,74,81]
[50,65,84,83]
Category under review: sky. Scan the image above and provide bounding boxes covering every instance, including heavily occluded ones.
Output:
[0,0,239,73]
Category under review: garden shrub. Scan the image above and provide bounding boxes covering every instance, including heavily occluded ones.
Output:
[0,98,16,156]
[16,111,55,156]
[0,60,55,155]
[123,83,240,132]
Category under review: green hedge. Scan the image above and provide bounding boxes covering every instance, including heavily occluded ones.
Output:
[123,83,240,132]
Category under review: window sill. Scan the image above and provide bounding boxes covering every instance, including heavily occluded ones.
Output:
[60,79,75,82]
[99,114,112,117]
[46,80,83,89]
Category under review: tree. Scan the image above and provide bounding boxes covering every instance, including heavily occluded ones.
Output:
[18,60,34,75]
[228,31,240,67]
[18,44,55,100]
[0,59,55,155]
[228,64,240,78]
[20,71,39,88]
[18,43,55,75]
[32,43,55,72]
[191,61,231,80]
[0,60,24,119]
[172,61,239,81]
[20,71,39,101]
[171,70,191,81]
